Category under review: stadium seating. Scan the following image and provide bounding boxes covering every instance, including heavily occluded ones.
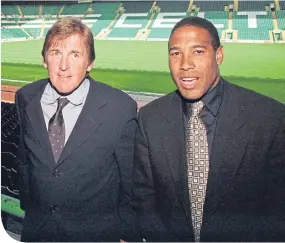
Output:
[1,102,20,199]
[42,2,63,17]
[233,11,273,40]
[156,0,189,12]
[23,28,40,38]
[109,13,150,39]
[1,28,17,39]
[1,5,19,16]
[194,0,233,11]
[86,2,120,36]
[280,1,285,10]
[276,10,285,29]
[1,1,283,46]
[60,3,90,16]
[1,27,28,39]
[122,1,152,13]
[238,1,272,11]
[20,4,39,16]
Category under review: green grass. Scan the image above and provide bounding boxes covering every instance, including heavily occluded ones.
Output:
[1,40,285,103]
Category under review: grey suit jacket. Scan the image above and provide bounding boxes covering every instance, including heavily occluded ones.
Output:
[16,77,138,242]
[134,79,285,242]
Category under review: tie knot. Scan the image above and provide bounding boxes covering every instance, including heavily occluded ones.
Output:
[57,98,69,111]
[191,101,204,117]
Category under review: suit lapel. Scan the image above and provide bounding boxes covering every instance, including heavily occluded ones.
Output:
[56,79,106,166]
[203,81,248,220]
[25,80,55,168]
[159,91,193,226]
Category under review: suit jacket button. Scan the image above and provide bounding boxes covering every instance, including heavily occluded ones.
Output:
[53,169,61,177]
[50,206,56,213]
[50,205,58,213]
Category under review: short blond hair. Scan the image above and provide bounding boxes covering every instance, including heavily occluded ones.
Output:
[42,17,95,63]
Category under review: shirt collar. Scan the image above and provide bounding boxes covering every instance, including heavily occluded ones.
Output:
[182,78,224,117]
[201,78,223,117]
[64,78,90,106]
[42,78,90,106]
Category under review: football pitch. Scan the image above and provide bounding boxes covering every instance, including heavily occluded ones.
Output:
[1,40,285,103]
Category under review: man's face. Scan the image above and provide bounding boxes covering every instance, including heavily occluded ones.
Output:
[43,34,94,93]
[168,25,223,100]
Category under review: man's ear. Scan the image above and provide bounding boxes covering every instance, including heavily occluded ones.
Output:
[42,57,47,69]
[86,60,94,72]
[216,46,224,65]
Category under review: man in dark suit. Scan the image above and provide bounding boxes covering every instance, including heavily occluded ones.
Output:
[15,17,137,242]
[134,16,285,242]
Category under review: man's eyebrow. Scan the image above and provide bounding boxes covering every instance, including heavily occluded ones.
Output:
[192,45,207,49]
[70,50,80,53]
[169,47,179,52]
[49,48,60,52]
[169,45,207,52]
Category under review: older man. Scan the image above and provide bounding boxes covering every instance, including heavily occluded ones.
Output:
[16,17,137,242]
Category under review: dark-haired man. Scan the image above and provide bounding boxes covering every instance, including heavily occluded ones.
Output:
[134,16,285,242]
[15,17,137,242]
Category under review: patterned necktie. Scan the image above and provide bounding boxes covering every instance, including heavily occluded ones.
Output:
[48,98,69,163]
[186,101,209,242]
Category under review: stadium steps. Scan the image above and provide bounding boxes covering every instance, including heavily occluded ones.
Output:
[228,11,233,29]
[275,0,280,10]
[149,1,156,13]
[272,11,279,29]
[16,5,25,20]
[57,5,64,18]
[39,21,45,38]
[39,5,42,18]
[135,10,157,40]
[187,0,194,12]
[103,7,125,38]
[135,28,151,40]
[234,0,238,11]
[82,3,93,19]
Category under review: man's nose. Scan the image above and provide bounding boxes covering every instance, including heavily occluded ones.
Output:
[59,56,70,71]
[180,54,195,71]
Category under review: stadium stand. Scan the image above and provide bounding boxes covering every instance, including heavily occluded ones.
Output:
[87,2,121,37]
[122,1,152,13]
[196,11,228,37]
[194,0,233,11]
[276,10,285,29]
[1,28,17,39]
[1,102,20,200]
[105,1,152,39]
[20,3,39,17]
[156,0,189,12]
[1,4,19,16]
[233,11,273,40]
[42,2,63,17]
[60,2,89,16]
[2,0,284,42]
[1,27,29,39]
[280,0,285,9]
[238,0,272,11]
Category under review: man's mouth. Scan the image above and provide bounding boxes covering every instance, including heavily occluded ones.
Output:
[179,77,199,88]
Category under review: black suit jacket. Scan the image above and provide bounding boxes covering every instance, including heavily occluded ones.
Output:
[15,77,137,242]
[134,79,285,242]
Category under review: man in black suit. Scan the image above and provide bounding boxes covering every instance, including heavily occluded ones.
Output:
[16,17,137,242]
[133,16,285,242]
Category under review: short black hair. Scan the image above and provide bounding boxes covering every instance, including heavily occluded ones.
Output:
[170,16,221,50]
